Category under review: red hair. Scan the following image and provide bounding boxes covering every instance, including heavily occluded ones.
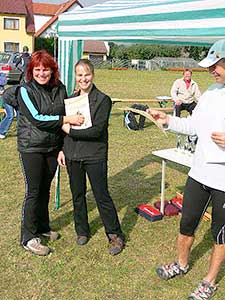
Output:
[26,50,60,86]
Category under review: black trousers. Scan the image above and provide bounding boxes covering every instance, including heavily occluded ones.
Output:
[175,101,197,117]
[66,159,123,240]
[19,151,58,245]
[180,177,225,244]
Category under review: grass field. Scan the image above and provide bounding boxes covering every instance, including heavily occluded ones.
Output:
[1,69,224,300]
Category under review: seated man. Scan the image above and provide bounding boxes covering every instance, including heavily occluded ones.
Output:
[171,69,201,117]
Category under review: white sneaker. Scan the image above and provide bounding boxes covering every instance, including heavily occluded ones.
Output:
[0,134,6,139]
[42,231,59,241]
[23,238,50,256]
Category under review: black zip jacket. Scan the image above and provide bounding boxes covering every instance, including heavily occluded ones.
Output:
[63,84,112,161]
[15,80,67,153]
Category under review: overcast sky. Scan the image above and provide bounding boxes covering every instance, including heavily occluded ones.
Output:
[32,0,109,6]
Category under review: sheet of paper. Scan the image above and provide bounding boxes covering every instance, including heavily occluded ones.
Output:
[64,94,92,129]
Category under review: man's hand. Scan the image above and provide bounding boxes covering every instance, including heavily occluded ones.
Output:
[211,132,225,148]
[174,99,182,106]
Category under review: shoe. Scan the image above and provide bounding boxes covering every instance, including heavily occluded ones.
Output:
[76,235,88,246]
[108,234,125,256]
[23,238,50,256]
[156,261,189,280]
[0,134,6,139]
[188,280,217,300]
[42,230,59,241]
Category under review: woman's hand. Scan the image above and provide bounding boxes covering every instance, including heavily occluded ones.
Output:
[61,123,70,134]
[57,150,66,166]
[211,132,225,148]
[146,108,169,125]
[63,114,85,126]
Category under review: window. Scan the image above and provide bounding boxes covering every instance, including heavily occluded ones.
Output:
[4,18,19,30]
[4,42,19,52]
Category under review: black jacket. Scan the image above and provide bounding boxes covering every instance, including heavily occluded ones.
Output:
[63,84,112,161]
[13,80,67,153]
[15,52,31,73]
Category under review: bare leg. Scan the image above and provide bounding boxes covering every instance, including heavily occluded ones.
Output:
[177,233,195,267]
[204,244,225,285]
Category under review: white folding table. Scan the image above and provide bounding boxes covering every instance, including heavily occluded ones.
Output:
[152,148,193,213]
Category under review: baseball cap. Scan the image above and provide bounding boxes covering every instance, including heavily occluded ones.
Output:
[198,39,225,68]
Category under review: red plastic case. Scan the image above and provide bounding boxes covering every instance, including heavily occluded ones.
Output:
[135,204,163,222]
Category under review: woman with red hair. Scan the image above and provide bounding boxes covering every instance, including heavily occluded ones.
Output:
[5,50,84,256]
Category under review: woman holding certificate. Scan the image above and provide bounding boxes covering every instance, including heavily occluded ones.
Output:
[3,50,84,256]
[148,40,225,300]
[58,59,125,256]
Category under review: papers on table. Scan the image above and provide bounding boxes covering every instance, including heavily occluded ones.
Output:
[156,96,172,101]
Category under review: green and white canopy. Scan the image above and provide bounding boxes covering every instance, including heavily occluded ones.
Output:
[57,0,225,93]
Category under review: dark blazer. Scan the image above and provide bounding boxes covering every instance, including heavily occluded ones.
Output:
[63,84,112,161]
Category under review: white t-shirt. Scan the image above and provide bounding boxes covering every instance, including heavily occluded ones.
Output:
[168,83,225,192]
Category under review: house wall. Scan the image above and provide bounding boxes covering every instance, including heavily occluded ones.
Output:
[0,14,33,52]
[34,15,51,32]
[83,52,107,61]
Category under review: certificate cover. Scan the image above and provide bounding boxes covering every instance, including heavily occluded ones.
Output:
[64,94,92,129]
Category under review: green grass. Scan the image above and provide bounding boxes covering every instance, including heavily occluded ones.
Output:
[1,69,224,300]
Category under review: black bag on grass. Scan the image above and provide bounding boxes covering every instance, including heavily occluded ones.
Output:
[124,103,149,130]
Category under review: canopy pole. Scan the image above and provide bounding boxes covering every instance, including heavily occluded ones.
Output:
[58,39,84,95]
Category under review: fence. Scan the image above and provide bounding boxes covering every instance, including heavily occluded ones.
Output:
[91,57,201,71]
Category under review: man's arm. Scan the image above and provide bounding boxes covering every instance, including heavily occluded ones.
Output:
[194,83,201,101]
[171,80,182,105]
[15,56,22,68]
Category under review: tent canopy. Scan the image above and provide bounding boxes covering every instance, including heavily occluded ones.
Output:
[57,0,225,93]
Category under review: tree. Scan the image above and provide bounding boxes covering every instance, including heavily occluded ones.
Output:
[109,43,182,60]
[109,42,209,61]
[187,46,209,60]
[34,37,55,56]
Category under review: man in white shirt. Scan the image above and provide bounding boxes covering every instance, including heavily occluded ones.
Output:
[171,69,201,116]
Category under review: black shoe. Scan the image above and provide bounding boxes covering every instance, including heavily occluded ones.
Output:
[76,235,88,246]
[108,234,125,256]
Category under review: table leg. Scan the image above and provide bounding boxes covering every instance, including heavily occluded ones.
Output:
[160,159,166,214]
